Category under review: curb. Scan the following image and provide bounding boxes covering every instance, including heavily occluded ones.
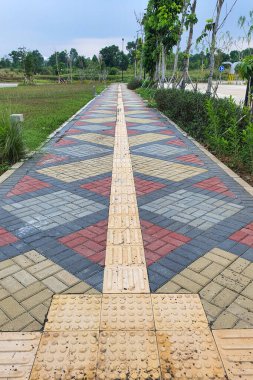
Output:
[0,89,106,185]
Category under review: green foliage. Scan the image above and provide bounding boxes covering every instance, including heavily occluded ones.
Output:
[139,87,252,175]
[0,111,25,164]
[127,78,143,90]
[238,55,253,80]
[243,123,253,173]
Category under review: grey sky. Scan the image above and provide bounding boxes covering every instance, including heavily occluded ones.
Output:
[0,0,252,58]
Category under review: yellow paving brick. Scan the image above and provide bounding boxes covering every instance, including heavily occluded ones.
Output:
[100,294,154,330]
[0,332,41,379]
[152,294,208,330]
[30,331,98,380]
[157,329,226,379]
[105,246,145,265]
[132,155,207,182]
[103,266,150,293]
[96,331,161,380]
[213,329,253,380]
[45,295,101,331]
[71,132,114,146]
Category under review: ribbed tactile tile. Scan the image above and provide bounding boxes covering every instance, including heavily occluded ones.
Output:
[45,294,102,331]
[103,266,150,293]
[100,294,154,330]
[152,294,208,330]
[96,331,161,380]
[105,246,145,265]
[0,332,41,379]
[157,330,227,380]
[30,331,98,380]
[213,329,253,380]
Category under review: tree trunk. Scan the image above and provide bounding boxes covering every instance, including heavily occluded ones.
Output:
[171,0,189,87]
[206,0,224,95]
[161,43,166,88]
[181,0,197,90]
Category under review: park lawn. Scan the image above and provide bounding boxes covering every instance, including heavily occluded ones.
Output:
[0,82,105,175]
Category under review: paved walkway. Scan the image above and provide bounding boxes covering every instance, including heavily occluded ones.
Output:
[0,84,253,378]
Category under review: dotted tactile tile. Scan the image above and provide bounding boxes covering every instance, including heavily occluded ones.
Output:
[30,331,98,380]
[100,294,154,330]
[157,330,227,380]
[45,295,102,331]
[96,331,161,380]
[0,332,41,379]
[213,329,253,380]
[152,294,208,330]
[37,155,113,182]
[132,155,207,182]
[103,266,150,293]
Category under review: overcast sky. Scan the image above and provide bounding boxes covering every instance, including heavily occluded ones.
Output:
[0,0,252,58]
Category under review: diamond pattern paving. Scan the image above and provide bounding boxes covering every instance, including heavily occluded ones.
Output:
[59,220,108,265]
[54,143,111,157]
[71,132,114,147]
[194,176,236,198]
[6,175,51,197]
[142,189,243,230]
[37,155,113,182]
[134,177,166,196]
[229,222,253,247]
[132,155,207,181]
[132,143,186,158]
[80,177,112,197]
[129,133,171,147]
[3,190,106,230]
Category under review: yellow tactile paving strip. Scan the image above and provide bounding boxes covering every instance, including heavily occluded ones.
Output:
[0,332,41,379]
[103,85,150,293]
[213,329,253,380]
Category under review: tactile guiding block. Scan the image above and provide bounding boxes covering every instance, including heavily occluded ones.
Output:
[96,331,161,380]
[213,329,253,380]
[103,266,150,293]
[157,330,226,379]
[100,294,154,330]
[45,295,102,331]
[152,294,208,330]
[105,246,145,265]
[0,332,41,379]
[30,331,98,380]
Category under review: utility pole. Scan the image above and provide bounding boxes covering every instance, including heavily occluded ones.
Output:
[122,38,124,82]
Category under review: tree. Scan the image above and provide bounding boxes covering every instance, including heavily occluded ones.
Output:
[9,47,27,69]
[118,52,129,71]
[143,0,183,84]
[99,45,120,67]
[238,55,253,110]
[171,0,190,86]
[30,50,44,73]
[180,0,198,90]
[24,52,36,82]
[126,41,136,64]
[238,10,253,54]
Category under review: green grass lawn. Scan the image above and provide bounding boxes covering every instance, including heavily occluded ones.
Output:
[0,81,105,174]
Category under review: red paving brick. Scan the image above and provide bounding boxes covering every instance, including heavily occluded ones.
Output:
[54,138,76,147]
[141,220,191,265]
[80,177,112,197]
[0,228,18,246]
[176,154,204,165]
[6,176,51,197]
[230,222,253,247]
[134,177,166,196]
[37,153,68,166]
[167,139,186,147]
[194,176,235,198]
[58,220,108,265]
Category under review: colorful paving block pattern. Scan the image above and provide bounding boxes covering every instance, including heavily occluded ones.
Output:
[0,83,253,332]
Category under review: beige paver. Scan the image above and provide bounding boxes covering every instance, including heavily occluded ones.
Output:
[0,332,41,379]
[30,331,98,380]
[96,331,161,380]
[103,266,150,293]
[213,329,253,380]
[100,294,154,330]
[157,330,227,379]
[45,295,102,331]
[152,294,208,330]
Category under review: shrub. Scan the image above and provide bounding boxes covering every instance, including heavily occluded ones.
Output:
[0,112,25,164]
[108,67,119,75]
[127,78,143,90]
